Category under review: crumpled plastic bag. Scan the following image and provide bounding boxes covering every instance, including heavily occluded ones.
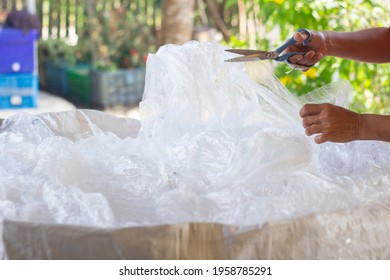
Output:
[1,41,390,259]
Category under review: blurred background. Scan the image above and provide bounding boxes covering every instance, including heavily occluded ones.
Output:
[0,0,389,119]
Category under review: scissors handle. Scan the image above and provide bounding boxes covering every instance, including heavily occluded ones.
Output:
[275,28,312,56]
[275,51,306,62]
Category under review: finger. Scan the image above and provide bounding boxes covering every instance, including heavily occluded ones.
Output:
[302,115,321,128]
[301,52,323,66]
[305,123,323,136]
[299,104,323,118]
[288,54,304,64]
[314,134,328,144]
[296,51,316,66]
[315,53,323,61]
[306,53,323,66]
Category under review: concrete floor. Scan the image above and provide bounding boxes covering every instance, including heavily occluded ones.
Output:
[0,90,141,123]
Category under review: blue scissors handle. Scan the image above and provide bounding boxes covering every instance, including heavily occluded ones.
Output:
[276,51,306,62]
[274,28,312,63]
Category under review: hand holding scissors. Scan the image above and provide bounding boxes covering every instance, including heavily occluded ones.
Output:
[225,28,315,71]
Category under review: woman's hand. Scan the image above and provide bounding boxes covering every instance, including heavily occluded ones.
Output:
[285,30,328,69]
[300,103,362,144]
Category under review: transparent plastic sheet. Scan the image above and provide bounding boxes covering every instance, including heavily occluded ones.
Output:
[1,41,390,259]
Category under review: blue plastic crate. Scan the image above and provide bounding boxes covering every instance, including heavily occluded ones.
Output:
[0,29,38,74]
[45,61,68,96]
[0,74,38,109]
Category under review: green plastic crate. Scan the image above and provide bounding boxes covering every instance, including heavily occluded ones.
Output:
[66,65,90,105]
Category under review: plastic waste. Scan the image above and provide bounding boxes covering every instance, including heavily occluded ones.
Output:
[1,41,390,259]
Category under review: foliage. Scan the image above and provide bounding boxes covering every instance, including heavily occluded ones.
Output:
[87,7,156,71]
[38,39,76,66]
[225,0,390,114]
[37,39,77,88]
[73,32,92,64]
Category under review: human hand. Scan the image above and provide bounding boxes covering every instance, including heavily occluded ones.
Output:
[300,103,362,144]
[285,30,328,70]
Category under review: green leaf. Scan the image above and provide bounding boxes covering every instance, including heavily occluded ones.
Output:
[225,0,238,9]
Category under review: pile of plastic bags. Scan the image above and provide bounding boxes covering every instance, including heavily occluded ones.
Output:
[1,41,389,258]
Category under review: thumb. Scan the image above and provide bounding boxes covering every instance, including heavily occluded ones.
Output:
[293,32,309,44]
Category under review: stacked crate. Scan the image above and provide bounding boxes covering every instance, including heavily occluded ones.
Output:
[0,29,39,109]
[91,68,145,107]
[67,64,91,106]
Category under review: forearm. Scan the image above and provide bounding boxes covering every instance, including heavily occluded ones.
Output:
[323,27,390,63]
[358,114,390,141]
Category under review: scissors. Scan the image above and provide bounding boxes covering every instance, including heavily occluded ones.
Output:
[225,28,313,70]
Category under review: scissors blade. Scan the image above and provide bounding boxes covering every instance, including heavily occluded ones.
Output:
[225,55,264,62]
[224,50,279,62]
[225,49,266,55]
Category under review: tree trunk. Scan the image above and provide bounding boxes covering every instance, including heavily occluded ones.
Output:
[238,0,246,41]
[85,0,97,64]
[160,0,195,45]
[204,0,230,42]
